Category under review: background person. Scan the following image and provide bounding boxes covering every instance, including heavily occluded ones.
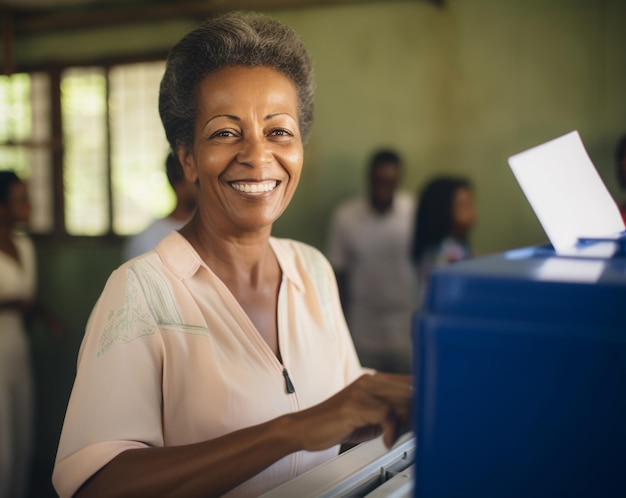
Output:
[0,170,35,498]
[410,176,476,308]
[326,149,417,374]
[122,151,198,261]
[53,12,412,498]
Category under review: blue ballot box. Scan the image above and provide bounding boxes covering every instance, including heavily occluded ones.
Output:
[413,236,626,498]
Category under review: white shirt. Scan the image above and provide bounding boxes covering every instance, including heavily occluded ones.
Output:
[326,192,417,356]
[123,216,187,261]
[0,233,36,498]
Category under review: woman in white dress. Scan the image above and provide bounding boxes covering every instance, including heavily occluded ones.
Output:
[0,170,36,498]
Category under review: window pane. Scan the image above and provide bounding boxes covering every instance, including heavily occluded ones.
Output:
[109,61,171,235]
[62,67,108,236]
[0,147,28,175]
[0,73,31,142]
[0,73,54,233]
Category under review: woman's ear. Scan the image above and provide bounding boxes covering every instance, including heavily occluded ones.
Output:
[177,147,198,184]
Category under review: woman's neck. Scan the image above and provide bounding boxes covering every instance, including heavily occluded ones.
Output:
[180,214,277,291]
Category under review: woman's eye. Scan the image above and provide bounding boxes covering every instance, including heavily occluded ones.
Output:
[211,130,236,139]
[270,128,292,137]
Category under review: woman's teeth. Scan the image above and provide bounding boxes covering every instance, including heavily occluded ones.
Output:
[231,181,278,193]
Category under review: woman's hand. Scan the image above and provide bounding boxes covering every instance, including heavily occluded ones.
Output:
[286,372,413,451]
[71,373,412,498]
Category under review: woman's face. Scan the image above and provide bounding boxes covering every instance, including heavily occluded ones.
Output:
[180,65,303,235]
[1,181,31,226]
[452,186,475,236]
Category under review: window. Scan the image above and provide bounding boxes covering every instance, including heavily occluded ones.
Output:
[61,67,109,235]
[0,72,54,233]
[0,60,172,237]
[109,62,173,235]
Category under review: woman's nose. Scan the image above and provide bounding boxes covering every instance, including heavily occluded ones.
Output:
[236,136,273,167]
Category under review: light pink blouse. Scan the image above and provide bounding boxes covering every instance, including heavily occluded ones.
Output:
[53,232,363,498]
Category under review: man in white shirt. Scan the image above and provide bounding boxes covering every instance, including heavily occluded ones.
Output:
[326,150,417,373]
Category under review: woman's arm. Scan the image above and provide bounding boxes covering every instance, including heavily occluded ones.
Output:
[75,372,412,498]
[75,414,299,498]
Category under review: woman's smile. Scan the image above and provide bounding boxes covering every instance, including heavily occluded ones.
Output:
[229,179,280,195]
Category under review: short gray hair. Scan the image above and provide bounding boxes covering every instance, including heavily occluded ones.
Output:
[159,11,315,151]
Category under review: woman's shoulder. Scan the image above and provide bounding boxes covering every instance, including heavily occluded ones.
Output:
[12,232,35,257]
[270,238,338,306]
[98,251,170,303]
[270,237,327,264]
[12,231,33,245]
[270,237,334,283]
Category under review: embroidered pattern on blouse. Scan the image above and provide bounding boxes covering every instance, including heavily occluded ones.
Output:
[98,260,191,355]
[131,260,184,326]
[98,268,157,356]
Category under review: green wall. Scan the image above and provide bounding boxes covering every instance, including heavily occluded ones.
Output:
[270,0,626,253]
[12,0,626,495]
[28,239,122,496]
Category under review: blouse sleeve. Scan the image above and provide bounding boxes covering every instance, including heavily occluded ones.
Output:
[52,264,166,498]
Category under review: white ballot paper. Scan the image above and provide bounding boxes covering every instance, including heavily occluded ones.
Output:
[508,130,626,255]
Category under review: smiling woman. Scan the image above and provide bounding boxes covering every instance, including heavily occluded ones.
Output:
[52,11,412,498]
[180,65,303,239]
